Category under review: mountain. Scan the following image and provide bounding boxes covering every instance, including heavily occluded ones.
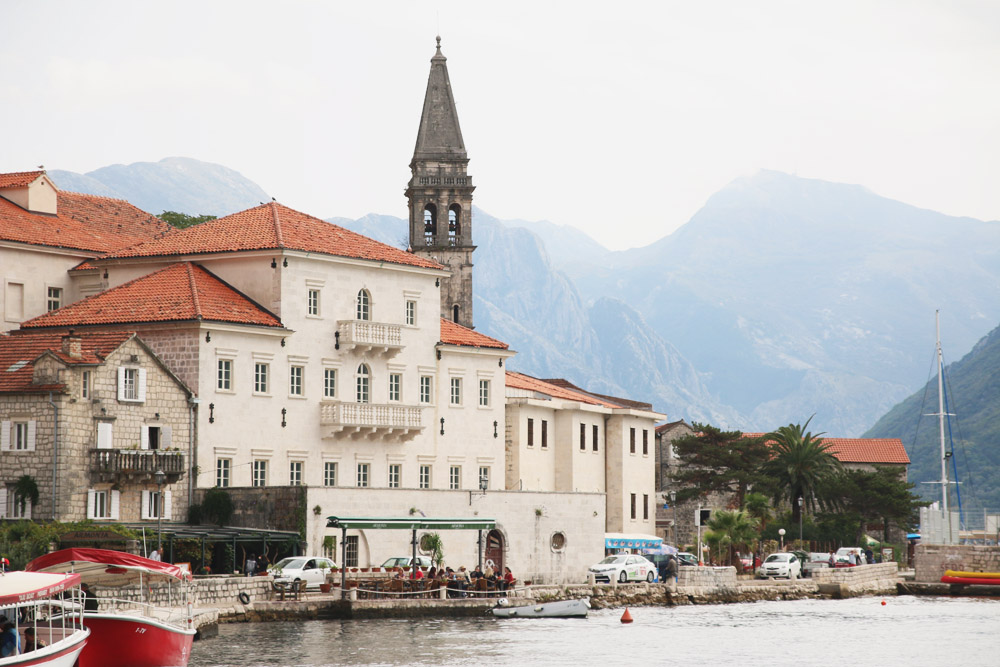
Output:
[864,323,1000,513]
[499,218,610,268]
[49,157,270,217]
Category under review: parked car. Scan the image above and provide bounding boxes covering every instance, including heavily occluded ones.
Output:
[802,552,832,577]
[833,547,864,568]
[588,554,657,583]
[269,556,337,589]
[676,552,699,566]
[756,552,801,579]
[380,556,433,570]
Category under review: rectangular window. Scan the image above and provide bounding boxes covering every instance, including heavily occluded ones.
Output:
[149,491,163,519]
[643,494,649,520]
[388,464,401,488]
[580,423,586,450]
[527,418,534,447]
[93,490,111,519]
[217,359,232,391]
[345,536,359,567]
[323,537,337,560]
[13,422,29,450]
[5,282,24,321]
[419,465,431,489]
[405,300,416,326]
[356,463,370,488]
[449,465,461,490]
[254,363,269,394]
[631,493,637,520]
[47,286,62,312]
[389,373,401,402]
[122,368,138,401]
[252,460,267,487]
[450,377,462,405]
[307,289,320,316]
[642,429,649,455]
[541,420,548,449]
[216,459,231,488]
[290,461,303,486]
[479,379,490,407]
[324,369,337,398]
[630,427,636,454]
[324,462,337,487]
[81,370,91,399]
[593,424,599,452]
[289,365,304,396]
[419,376,432,404]
[478,466,490,490]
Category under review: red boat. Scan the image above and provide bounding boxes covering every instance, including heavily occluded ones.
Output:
[0,570,90,667]
[25,549,195,667]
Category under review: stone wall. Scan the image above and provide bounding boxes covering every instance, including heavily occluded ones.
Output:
[93,574,273,608]
[195,486,306,535]
[811,562,899,595]
[914,544,1000,582]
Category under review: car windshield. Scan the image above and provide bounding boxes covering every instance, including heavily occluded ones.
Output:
[273,558,305,570]
[598,556,625,565]
[765,554,790,563]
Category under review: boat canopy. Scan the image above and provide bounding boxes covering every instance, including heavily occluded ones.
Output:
[25,548,193,585]
[326,516,496,531]
[0,570,81,606]
[605,533,663,550]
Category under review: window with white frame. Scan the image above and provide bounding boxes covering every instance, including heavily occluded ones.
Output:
[307,289,320,316]
[450,377,462,405]
[8,488,31,519]
[479,379,490,407]
[81,370,91,399]
[87,489,119,520]
[479,466,490,490]
[449,465,461,490]
[1,420,35,452]
[289,365,304,396]
[217,359,232,391]
[323,537,337,560]
[388,464,401,488]
[356,289,371,321]
[345,536,359,567]
[541,420,548,449]
[252,460,267,487]
[324,462,337,487]
[13,422,30,450]
[405,300,416,326]
[46,286,62,312]
[290,461,303,486]
[254,363,269,394]
[527,418,534,447]
[142,489,171,520]
[388,373,401,402]
[324,368,337,398]
[419,465,430,489]
[356,364,370,403]
[216,459,231,488]
[117,367,145,402]
[419,376,432,404]
[356,463,370,488]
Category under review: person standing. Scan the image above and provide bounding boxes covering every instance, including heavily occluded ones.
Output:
[81,583,99,611]
[0,618,19,657]
[245,554,257,577]
[665,554,679,586]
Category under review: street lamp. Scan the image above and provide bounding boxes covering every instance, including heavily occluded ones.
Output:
[778,528,786,551]
[798,496,804,548]
[154,468,166,558]
[669,490,677,547]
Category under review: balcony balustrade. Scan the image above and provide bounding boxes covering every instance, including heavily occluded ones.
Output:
[320,401,423,441]
[89,449,185,483]
[336,320,403,356]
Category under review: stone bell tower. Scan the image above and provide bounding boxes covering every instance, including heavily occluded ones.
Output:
[405,36,476,329]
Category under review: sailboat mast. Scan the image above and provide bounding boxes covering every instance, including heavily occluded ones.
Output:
[936,310,948,514]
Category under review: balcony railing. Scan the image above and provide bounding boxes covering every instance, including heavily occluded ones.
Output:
[89,449,185,483]
[336,320,403,356]
[320,401,423,441]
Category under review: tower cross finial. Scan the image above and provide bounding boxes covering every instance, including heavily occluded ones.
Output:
[435,35,442,54]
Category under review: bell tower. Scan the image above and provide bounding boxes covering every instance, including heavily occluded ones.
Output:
[406,36,476,329]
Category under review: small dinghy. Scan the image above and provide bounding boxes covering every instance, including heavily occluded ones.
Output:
[491,597,590,618]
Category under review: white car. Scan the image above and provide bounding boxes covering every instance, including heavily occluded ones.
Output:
[269,556,337,589]
[756,552,801,579]
[588,554,657,583]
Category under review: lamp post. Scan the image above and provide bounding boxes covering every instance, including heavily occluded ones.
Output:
[778,528,785,551]
[798,496,804,548]
[154,468,166,557]
[669,490,677,547]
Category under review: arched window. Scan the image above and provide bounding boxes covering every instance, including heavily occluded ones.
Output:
[356,289,371,321]
[448,204,461,244]
[356,364,370,403]
[423,204,437,245]
[452,304,460,323]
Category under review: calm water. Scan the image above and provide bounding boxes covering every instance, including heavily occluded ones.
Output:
[190,596,999,667]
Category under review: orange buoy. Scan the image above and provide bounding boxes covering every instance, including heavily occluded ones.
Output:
[620,608,633,624]
[881,600,886,606]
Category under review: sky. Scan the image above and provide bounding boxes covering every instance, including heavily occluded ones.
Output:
[2,1,999,250]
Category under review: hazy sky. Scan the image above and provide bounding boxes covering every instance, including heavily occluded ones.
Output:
[3,1,998,250]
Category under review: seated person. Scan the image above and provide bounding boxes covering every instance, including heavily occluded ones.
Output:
[22,627,45,652]
[0,619,19,657]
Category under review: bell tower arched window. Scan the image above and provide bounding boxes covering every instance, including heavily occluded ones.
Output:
[423,204,437,245]
[356,289,371,321]
[356,364,370,403]
[452,304,460,323]
[448,204,461,245]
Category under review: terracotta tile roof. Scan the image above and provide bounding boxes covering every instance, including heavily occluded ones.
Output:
[21,262,282,329]
[0,190,170,253]
[655,420,690,434]
[0,171,44,189]
[439,319,509,349]
[505,371,622,408]
[0,330,133,393]
[742,433,910,465]
[542,378,653,411]
[103,201,443,270]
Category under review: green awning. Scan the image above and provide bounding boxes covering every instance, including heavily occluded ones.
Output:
[325,516,496,531]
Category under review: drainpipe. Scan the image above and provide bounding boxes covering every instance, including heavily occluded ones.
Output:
[188,398,200,510]
[48,392,58,520]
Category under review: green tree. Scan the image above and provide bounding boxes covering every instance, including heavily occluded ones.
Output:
[743,491,773,533]
[763,417,842,524]
[159,211,217,228]
[704,509,759,572]
[820,467,927,544]
[200,488,234,525]
[669,423,772,507]
[13,475,39,515]
[421,533,444,568]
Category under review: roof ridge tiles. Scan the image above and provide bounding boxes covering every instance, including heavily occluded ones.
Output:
[270,201,284,247]
[185,262,203,320]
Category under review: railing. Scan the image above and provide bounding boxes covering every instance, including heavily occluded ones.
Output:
[90,449,186,478]
[336,320,403,353]
[320,401,423,440]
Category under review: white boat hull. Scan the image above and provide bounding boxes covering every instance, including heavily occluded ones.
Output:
[492,597,590,618]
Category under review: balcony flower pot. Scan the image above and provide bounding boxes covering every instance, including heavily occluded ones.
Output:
[319,583,332,593]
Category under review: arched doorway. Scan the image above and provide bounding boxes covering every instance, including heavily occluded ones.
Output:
[484,529,504,573]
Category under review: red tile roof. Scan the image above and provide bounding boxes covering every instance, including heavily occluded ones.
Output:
[0,171,44,189]
[742,433,910,465]
[0,190,170,253]
[103,201,442,270]
[542,378,654,411]
[21,262,282,329]
[0,331,133,393]
[505,371,623,409]
[439,319,509,349]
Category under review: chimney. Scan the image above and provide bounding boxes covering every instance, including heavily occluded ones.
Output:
[61,329,82,359]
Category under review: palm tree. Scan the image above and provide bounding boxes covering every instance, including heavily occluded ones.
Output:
[763,417,842,525]
[705,509,759,572]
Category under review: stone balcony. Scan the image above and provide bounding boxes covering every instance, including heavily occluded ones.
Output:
[336,320,403,357]
[89,449,186,484]
[320,401,423,441]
